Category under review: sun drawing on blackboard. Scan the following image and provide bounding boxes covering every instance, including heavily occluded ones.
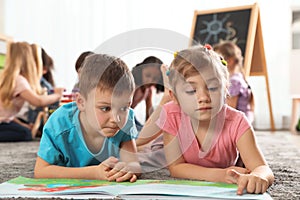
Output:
[199,13,230,43]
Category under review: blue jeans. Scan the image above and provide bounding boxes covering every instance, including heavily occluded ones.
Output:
[0,121,32,142]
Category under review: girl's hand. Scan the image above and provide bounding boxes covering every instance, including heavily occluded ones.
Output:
[13,118,33,130]
[226,169,269,195]
[106,161,137,183]
[132,87,150,108]
[160,64,172,104]
[53,88,65,96]
[224,166,249,184]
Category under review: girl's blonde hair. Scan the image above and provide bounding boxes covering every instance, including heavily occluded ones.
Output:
[213,41,254,110]
[31,43,43,84]
[169,45,230,96]
[213,42,241,65]
[0,41,41,108]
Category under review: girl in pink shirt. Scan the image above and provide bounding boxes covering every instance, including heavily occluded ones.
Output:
[137,45,274,195]
[0,42,64,142]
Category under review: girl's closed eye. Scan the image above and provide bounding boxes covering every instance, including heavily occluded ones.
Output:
[207,86,219,92]
[206,79,221,92]
[183,85,197,95]
[185,89,197,95]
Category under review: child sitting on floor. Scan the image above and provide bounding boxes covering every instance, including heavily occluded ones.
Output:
[0,42,64,142]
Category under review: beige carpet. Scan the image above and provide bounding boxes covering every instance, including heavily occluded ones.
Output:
[0,131,299,200]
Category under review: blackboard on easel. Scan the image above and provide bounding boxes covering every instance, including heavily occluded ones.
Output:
[190,3,275,131]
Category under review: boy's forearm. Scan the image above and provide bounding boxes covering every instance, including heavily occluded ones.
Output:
[34,165,100,180]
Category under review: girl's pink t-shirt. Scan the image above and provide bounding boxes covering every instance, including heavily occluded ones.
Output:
[0,75,31,123]
[156,102,251,168]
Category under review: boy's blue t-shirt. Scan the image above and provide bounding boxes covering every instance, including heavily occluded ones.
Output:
[37,102,138,167]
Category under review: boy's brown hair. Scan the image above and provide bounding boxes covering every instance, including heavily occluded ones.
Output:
[78,54,135,98]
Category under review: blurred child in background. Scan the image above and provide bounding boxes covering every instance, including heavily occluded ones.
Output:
[214,41,254,124]
[0,41,64,142]
[131,56,164,131]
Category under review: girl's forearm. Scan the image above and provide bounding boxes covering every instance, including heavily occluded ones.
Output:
[136,104,163,146]
[169,163,226,183]
[127,161,142,176]
[41,93,61,106]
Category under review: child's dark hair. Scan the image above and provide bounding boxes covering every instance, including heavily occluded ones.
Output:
[78,54,135,98]
[131,56,164,93]
[41,48,55,86]
[75,51,94,73]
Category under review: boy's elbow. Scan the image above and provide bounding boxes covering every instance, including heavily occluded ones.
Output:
[33,168,42,178]
[34,157,49,178]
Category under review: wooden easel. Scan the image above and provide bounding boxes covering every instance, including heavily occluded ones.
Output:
[190,3,275,131]
[246,5,275,131]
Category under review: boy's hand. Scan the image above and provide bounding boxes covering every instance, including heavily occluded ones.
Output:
[95,157,119,180]
[106,161,137,183]
[226,169,269,195]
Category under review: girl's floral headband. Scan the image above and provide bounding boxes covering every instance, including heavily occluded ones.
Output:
[166,51,179,76]
[204,43,227,66]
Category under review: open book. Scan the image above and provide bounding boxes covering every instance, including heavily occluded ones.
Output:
[0,176,272,199]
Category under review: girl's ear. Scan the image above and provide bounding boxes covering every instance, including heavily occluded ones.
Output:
[75,93,85,111]
[169,90,179,104]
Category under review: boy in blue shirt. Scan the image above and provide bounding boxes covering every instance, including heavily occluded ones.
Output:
[34,54,140,182]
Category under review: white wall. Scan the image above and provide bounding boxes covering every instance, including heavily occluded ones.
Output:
[2,0,300,129]
[0,0,4,33]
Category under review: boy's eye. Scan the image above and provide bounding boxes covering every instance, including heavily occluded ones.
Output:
[99,107,111,112]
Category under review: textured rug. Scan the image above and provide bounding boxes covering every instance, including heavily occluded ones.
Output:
[0,131,299,200]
